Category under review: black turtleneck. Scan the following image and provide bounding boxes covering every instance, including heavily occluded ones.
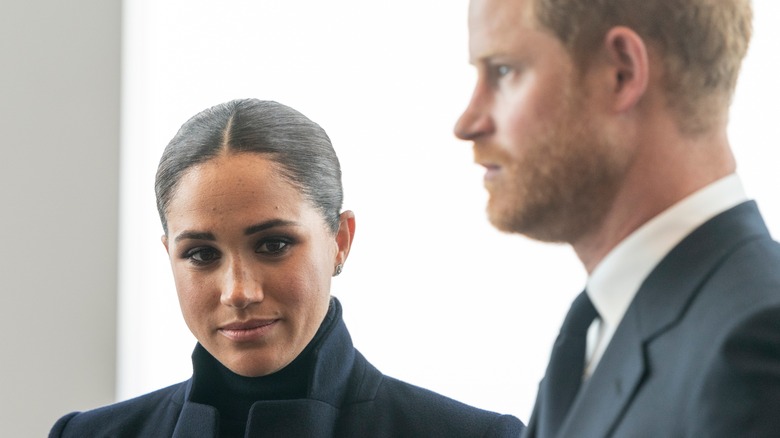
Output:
[189,300,337,438]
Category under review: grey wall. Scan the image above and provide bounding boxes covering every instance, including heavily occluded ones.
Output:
[0,1,121,436]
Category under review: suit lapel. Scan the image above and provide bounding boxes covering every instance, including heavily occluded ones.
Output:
[555,308,645,438]
[556,201,769,437]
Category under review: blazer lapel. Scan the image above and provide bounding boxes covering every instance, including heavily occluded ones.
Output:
[556,201,769,437]
[554,309,645,438]
[172,402,219,438]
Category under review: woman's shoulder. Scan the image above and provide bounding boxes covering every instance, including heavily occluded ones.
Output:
[376,374,499,412]
[48,380,189,438]
[342,352,524,437]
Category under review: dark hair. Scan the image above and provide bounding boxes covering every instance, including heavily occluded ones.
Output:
[155,99,343,234]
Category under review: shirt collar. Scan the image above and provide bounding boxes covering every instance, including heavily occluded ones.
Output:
[586,174,748,328]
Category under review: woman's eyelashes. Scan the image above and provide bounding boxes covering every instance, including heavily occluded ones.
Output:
[179,236,294,266]
[183,246,221,266]
[256,237,293,256]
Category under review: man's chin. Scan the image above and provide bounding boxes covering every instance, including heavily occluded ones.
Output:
[486,201,523,235]
[486,202,570,243]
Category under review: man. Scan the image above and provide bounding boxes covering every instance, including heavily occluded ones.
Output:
[454,0,780,437]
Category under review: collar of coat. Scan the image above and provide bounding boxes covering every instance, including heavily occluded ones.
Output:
[169,297,383,437]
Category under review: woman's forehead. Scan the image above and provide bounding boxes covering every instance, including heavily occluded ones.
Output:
[165,154,324,236]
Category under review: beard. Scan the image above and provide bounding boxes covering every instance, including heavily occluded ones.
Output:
[482,88,631,244]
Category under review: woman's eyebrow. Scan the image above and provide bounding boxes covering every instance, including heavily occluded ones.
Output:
[245,219,298,236]
[174,230,215,243]
[173,219,299,243]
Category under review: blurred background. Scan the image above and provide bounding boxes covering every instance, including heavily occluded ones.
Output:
[2,1,778,436]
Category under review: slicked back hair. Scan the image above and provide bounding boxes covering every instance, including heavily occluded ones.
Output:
[155,99,343,235]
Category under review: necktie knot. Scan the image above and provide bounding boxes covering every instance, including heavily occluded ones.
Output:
[562,291,599,337]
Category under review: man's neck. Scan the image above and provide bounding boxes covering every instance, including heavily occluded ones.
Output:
[572,124,735,273]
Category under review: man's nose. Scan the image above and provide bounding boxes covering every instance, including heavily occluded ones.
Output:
[454,86,494,141]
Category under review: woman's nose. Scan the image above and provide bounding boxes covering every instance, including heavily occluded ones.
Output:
[220,257,263,309]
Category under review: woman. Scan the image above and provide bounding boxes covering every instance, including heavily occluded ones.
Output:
[50,99,524,437]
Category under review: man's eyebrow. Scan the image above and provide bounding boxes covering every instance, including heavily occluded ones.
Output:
[470,53,497,67]
[245,219,299,236]
[174,231,216,243]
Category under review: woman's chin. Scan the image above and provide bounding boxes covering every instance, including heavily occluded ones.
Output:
[222,353,292,378]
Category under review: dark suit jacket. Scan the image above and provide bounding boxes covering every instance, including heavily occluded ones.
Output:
[525,201,780,437]
[50,300,523,438]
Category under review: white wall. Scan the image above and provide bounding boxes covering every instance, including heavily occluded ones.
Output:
[729,2,780,228]
[0,0,120,436]
[118,0,780,422]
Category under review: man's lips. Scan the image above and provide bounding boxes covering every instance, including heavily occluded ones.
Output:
[218,319,279,342]
[480,163,501,181]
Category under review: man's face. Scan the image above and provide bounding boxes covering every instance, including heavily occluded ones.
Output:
[454,0,631,244]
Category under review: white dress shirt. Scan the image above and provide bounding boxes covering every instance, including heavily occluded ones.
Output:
[583,174,749,377]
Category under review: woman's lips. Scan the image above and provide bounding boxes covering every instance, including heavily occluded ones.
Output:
[218,319,279,342]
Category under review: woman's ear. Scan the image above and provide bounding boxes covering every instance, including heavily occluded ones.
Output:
[602,26,649,112]
[334,210,356,273]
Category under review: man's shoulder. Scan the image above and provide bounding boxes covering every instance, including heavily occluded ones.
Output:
[705,225,780,303]
[655,199,780,316]
[49,381,188,437]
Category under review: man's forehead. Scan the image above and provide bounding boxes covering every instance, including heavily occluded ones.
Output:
[468,0,537,38]
[469,0,534,25]
[467,0,536,59]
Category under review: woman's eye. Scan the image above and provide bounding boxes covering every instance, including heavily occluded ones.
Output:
[257,239,291,255]
[185,247,220,265]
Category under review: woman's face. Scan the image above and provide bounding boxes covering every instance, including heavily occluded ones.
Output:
[162,152,354,377]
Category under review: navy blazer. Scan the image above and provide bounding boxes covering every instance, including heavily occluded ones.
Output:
[525,201,780,437]
[51,300,524,437]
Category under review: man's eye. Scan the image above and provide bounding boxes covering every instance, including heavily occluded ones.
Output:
[257,239,291,255]
[496,65,512,77]
[186,247,220,265]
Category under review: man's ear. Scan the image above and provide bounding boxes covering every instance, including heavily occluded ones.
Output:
[602,26,649,112]
[162,234,169,253]
[334,210,356,270]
